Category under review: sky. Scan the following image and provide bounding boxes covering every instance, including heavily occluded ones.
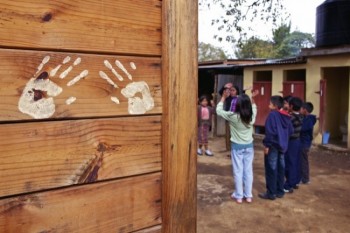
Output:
[198,0,325,57]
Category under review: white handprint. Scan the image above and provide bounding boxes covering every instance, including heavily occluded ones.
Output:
[121,81,154,114]
[18,56,88,119]
[99,59,154,115]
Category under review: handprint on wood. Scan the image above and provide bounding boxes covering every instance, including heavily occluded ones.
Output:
[18,55,88,119]
[99,59,155,115]
[18,55,155,119]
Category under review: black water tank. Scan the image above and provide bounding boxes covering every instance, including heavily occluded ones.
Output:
[316,0,350,47]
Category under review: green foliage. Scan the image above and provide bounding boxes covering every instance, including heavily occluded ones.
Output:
[235,37,274,58]
[235,23,315,58]
[198,42,228,62]
[278,31,315,57]
[273,22,291,46]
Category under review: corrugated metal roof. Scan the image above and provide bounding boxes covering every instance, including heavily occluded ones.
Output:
[237,57,307,67]
[199,58,266,66]
[199,57,306,69]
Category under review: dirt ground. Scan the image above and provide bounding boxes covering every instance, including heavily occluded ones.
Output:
[197,137,350,233]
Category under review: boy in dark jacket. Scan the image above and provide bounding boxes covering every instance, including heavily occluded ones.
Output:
[259,96,294,200]
[300,102,317,184]
[284,97,304,193]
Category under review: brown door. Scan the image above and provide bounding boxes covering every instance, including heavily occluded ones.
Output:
[253,81,272,126]
[283,81,305,101]
[319,79,327,132]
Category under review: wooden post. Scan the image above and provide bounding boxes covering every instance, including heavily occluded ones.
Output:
[213,74,219,137]
[162,0,198,232]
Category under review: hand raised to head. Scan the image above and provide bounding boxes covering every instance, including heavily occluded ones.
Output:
[251,89,259,98]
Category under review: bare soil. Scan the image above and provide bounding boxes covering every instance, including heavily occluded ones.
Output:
[197,137,350,233]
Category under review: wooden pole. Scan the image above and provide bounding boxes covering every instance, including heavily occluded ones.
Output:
[162,0,198,232]
[213,74,219,137]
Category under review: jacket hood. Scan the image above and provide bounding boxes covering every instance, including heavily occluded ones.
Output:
[277,110,292,129]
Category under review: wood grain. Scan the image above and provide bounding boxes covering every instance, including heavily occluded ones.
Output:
[0,173,162,233]
[134,225,162,233]
[0,116,161,197]
[162,0,198,232]
[0,49,162,121]
[0,0,161,55]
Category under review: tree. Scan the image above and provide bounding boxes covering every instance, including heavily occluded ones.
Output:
[235,24,315,59]
[199,0,289,44]
[234,37,274,58]
[272,22,291,46]
[198,42,228,62]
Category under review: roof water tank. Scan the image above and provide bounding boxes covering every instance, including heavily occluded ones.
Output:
[316,0,350,47]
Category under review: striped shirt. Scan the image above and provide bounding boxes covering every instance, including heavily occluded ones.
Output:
[290,112,303,139]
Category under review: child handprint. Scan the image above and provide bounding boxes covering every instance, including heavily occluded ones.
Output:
[18,56,88,119]
[99,59,155,114]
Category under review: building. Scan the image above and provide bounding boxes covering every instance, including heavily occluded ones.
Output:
[198,59,264,136]
[199,0,350,149]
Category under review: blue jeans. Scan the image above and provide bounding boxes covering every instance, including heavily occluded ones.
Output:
[264,147,285,198]
[231,146,254,199]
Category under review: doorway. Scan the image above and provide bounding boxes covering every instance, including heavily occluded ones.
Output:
[322,67,349,147]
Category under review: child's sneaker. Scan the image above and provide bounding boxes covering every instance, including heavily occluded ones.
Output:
[197,148,203,155]
[205,149,213,156]
[245,197,252,203]
[284,188,294,193]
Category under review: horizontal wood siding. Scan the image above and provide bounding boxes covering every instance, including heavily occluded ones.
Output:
[0,0,161,55]
[0,49,161,121]
[0,116,161,197]
[0,173,161,233]
[0,0,172,231]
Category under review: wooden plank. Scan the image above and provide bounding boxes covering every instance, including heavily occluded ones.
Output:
[0,116,161,197]
[134,225,162,233]
[0,173,162,233]
[161,0,198,232]
[0,49,162,121]
[0,0,161,55]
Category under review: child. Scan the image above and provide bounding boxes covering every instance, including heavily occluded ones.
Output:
[216,90,259,204]
[197,95,215,156]
[219,83,233,111]
[259,96,293,200]
[300,102,317,184]
[219,83,234,152]
[283,95,293,111]
[229,85,240,112]
[284,97,304,193]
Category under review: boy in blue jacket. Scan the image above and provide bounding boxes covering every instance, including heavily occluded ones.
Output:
[300,102,317,184]
[259,96,293,200]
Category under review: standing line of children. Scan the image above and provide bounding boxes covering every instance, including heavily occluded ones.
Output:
[259,95,317,200]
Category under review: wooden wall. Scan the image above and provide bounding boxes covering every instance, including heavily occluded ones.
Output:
[0,0,197,232]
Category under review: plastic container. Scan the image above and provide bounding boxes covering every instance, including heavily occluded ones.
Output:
[322,131,330,144]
